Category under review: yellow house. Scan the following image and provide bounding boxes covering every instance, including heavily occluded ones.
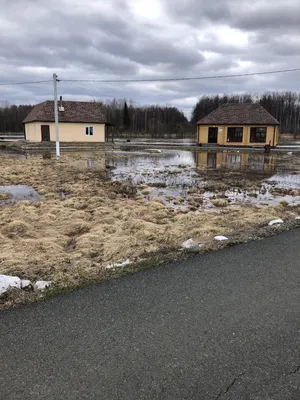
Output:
[23,98,112,142]
[197,103,280,147]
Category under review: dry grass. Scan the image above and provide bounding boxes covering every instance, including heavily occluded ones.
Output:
[270,187,300,196]
[141,188,152,195]
[0,192,11,200]
[211,198,229,207]
[1,152,300,299]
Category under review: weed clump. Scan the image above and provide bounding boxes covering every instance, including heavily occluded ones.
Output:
[110,181,137,198]
[211,199,229,207]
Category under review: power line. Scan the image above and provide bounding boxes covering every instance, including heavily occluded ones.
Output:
[0,80,52,86]
[0,67,298,87]
[60,67,300,84]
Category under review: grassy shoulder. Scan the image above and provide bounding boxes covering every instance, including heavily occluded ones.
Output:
[1,152,300,308]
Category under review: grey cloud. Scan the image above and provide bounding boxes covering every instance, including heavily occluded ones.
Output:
[0,0,299,119]
[233,3,300,31]
[162,0,231,24]
[97,36,204,67]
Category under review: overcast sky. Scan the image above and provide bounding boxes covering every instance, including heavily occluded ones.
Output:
[1,0,300,118]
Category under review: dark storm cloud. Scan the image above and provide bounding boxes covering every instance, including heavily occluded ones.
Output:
[0,0,299,118]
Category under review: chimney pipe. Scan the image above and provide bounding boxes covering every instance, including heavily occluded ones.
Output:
[60,96,62,108]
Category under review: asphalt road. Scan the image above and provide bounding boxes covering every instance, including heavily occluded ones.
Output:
[1,230,300,400]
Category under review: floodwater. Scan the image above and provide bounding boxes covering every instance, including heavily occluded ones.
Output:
[114,138,196,146]
[0,185,40,204]
[105,149,300,209]
[2,147,300,209]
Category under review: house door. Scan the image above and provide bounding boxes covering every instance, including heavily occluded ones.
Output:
[207,152,217,168]
[41,125,50,141]
[208,127,218,143]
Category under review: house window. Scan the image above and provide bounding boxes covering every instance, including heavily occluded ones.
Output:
[85,126,94,136]
[227,127,243,142]
[250,127,267,143]
[248,155,265,171]
[226,154,241,170]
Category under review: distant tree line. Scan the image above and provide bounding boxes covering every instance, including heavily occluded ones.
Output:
[2,92,300,136]
[103,99,191,136]
[0,103,34,133]
[191,92,300,135]
[0,99,191,137]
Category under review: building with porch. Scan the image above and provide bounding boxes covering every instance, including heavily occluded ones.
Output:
[197,103,280,147]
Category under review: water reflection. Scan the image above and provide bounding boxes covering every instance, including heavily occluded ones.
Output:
[196,152,276,172]
[106,150,196,171]
[86,159,95,169]
[106,150,198,188]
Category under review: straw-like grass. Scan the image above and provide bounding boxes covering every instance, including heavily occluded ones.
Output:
[211,198,229,207]
[1,152,299,302]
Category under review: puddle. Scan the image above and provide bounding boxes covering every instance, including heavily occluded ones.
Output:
[268,173,300,188]
[0,185,41,204]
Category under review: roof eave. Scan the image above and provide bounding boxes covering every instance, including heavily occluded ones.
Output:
[24,119,108,124]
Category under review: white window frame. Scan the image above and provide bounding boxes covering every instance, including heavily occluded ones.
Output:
[85,126,94,136]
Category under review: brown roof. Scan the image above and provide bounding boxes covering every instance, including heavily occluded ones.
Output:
[197,103,280,125]
[23,100,107,124]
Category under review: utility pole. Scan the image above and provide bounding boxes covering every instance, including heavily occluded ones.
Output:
[53,73,60,157]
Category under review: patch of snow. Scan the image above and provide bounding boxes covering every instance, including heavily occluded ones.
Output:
[21,279,32,290]
[295,216,300,220]
[214,235,228,241]
[0,275,21,295]
[106,259,131,270]
[287,152,293,155]
[186,243,204,253]
[268,219,284,226]
[182,238,196,249]
[148,149,162,153]
[34,281,53,291]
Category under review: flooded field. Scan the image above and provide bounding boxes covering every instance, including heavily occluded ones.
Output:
[104,149,300,210]
[2,148,300,210]
[2,147,300,307]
